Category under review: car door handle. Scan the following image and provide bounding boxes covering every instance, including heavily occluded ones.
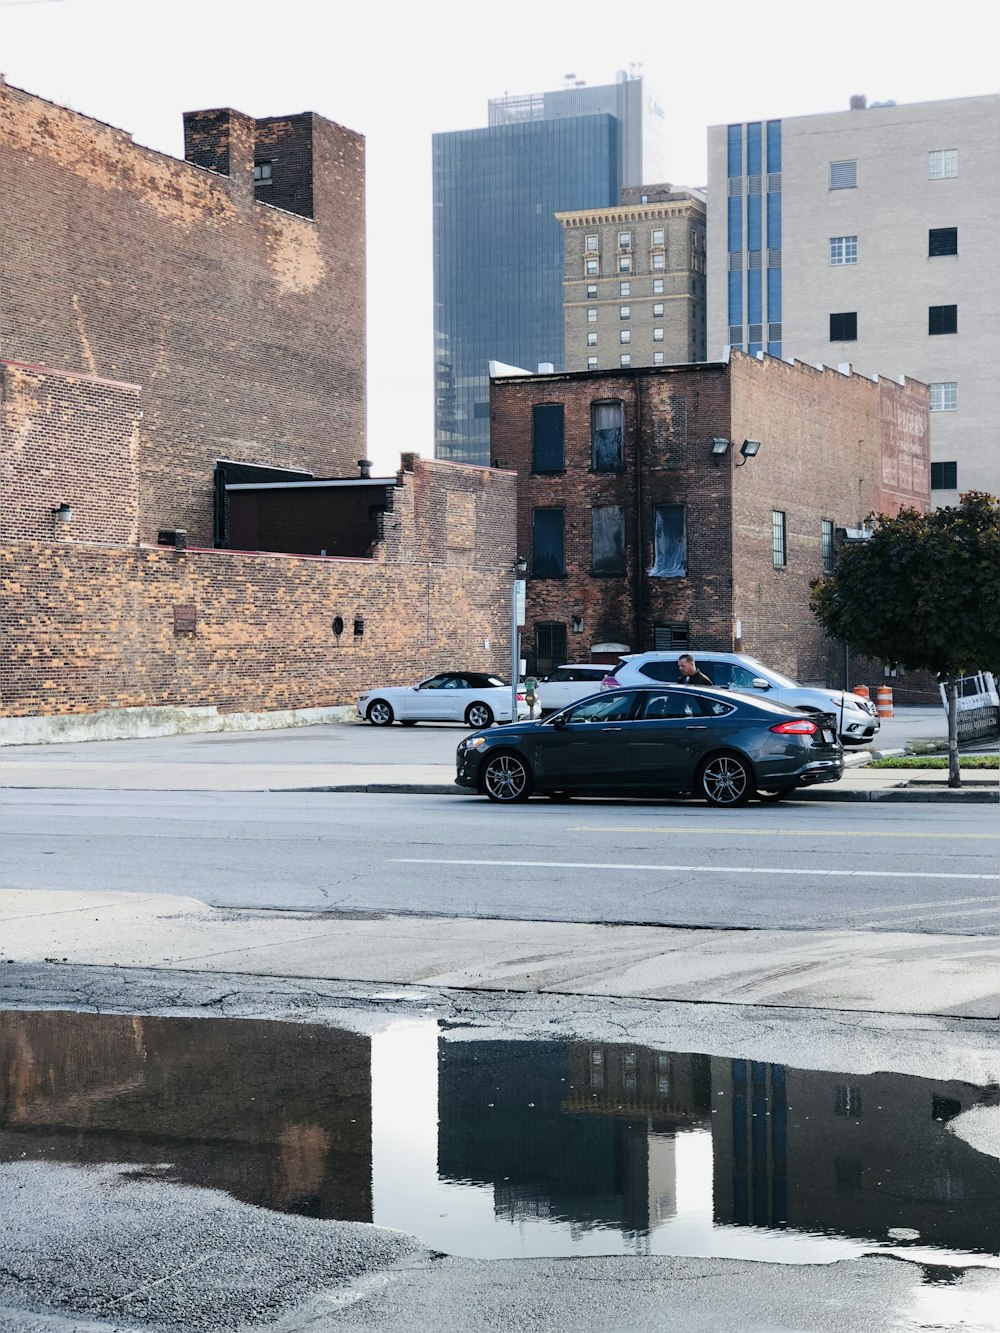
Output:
[599,726,623,732]
[686,724,708,730]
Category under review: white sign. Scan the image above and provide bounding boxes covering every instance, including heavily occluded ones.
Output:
[514,580,526,627]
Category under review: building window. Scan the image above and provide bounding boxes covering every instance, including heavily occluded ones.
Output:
[929,304,957,335]
[592,505,626,574]
[586,258,599,276]
[821,519,835,575]
[535,621,567,674]
[253,161,274,185]
[586,234,599,252]
[929,227,958,257]
[532,508,565,578]
[653,621,689,649]
[768,247,781,268]
[929,381,957,411]
[653,328,664,342]
[729,324,743,345]
[830,311,857,341]
[835,1086,864,1117]
[651,228,664,247]
[619,353,631,367]
[649,504,687,577]
[830,235,858,265]
[652,278,664,294]
[587,330,598,346]
[653,351,664,364]
[618,231,632,250]
[531,403,564,473]
[592,400,624,471]
[618,255,632,273]
[620,329,631,344]
[587,307,598,323]
[620,305,631,319]
[768,322,782,342]
[653,302,664,317]
[772,510,787,566]
[931,461,958,489]
[587,283,598,298]
[928,149,958,179]
[829,159,857,190]
[651,252,665,271]
[587,356,598,370]
[620,281,631,297]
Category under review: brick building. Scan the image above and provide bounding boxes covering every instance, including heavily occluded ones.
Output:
[558,184,706,374]
[0,77,366,547]
[489,351,929,687]
[0,356,517,735]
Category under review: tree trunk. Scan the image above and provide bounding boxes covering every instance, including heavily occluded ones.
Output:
[946,677,960,788]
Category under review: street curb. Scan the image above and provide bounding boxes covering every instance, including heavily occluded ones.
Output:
[275,782,996,803]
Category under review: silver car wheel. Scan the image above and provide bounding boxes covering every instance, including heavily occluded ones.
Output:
[466,702,495,729]
[482,752,533,803]
[367,700,394,726]
[700,754,752,807]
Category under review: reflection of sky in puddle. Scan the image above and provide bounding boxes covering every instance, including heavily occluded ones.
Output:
[371,1019,1000,1267]
[3,1008,999,1270]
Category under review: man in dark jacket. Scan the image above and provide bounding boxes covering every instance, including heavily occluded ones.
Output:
[677,654,713,686]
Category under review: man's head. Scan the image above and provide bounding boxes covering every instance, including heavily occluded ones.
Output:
[677,654,697,677]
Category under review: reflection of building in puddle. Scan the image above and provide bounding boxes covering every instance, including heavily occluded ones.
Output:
[712,1060,1000,1254]
[437,1041,711,1236]
[0,1011,372,1221]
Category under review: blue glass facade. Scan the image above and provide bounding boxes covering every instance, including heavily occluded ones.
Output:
[433,116,618,465]
[727,118,782,358]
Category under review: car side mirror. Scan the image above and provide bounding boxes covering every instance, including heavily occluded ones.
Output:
[553,713,568,729]
[751,677,770,690]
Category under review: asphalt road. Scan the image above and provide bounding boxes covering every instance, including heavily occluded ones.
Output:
[3,788,998,933]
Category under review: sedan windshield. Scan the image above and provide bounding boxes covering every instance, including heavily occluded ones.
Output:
[743,657,798,689]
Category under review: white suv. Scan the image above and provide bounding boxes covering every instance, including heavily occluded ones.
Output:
[535,664,609,715]
[601,651,879,745]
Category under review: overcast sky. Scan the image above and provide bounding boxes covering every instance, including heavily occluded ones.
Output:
[2,0,993,473]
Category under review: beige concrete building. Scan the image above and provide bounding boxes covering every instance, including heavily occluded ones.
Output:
[558,185,706,374]
[707,95,1000,503]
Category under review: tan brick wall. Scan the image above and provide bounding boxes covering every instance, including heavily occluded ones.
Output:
[0,78,366,547]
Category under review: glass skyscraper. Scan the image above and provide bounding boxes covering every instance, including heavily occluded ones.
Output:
[433,75,667,465]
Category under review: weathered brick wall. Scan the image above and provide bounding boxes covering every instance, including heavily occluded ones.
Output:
[377,454,516,570]
[0,78,365,548]
[728,353,929,685]
[0,361,141,545]
[0,542,515,717]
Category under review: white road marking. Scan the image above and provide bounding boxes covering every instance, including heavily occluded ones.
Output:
[390,858,1000,882]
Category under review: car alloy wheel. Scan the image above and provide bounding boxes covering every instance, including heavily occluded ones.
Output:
[482,751,533,803]
[699,753,752,807]
[367,700,394,726]
[466,702,495,729]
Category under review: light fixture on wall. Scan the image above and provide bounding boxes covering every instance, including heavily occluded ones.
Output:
[736,439,762,467]
[709,438,731,462]
[51,502,72,523]
[571,615,584,634]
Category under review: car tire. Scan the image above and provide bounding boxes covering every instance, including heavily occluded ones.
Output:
[401,720,419,727]
[698,752,753,807]
[466,702,495,729]
[481,751,533,803]
[366,700,394,727]
[756,788,791,803]
[547,790,572,801]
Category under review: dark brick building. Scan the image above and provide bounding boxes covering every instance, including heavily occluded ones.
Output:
[490,351,930,687]
[0,76,366,547]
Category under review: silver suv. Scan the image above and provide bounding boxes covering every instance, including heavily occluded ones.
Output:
[535,664,609,715]
[601,651,879,745]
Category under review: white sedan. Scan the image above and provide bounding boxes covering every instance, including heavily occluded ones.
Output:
[358,672,528,728]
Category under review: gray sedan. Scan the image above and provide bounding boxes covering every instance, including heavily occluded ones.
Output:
[455,685,844,807]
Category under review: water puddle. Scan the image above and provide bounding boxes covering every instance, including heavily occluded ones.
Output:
[2,1009,998,1267]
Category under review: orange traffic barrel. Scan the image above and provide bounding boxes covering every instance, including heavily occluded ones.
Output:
[853,685,870,700]
[876,686,894,718]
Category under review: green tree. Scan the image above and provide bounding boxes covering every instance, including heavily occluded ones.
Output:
[810,492,1000,787]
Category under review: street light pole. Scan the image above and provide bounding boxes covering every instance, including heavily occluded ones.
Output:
[510,556,527,722]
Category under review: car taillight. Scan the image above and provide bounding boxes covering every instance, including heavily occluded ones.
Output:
[601,675,619,690]
[770,719,818,735]
[516,691,526,700]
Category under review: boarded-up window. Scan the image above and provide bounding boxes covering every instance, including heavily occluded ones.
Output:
[592,506,625,574]
[532,508,565,578]
[649,505,686,577]
[591,400,624,472]
[532,403,564,472]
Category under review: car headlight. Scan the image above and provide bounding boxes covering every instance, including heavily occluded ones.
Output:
[458,737,486,752]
